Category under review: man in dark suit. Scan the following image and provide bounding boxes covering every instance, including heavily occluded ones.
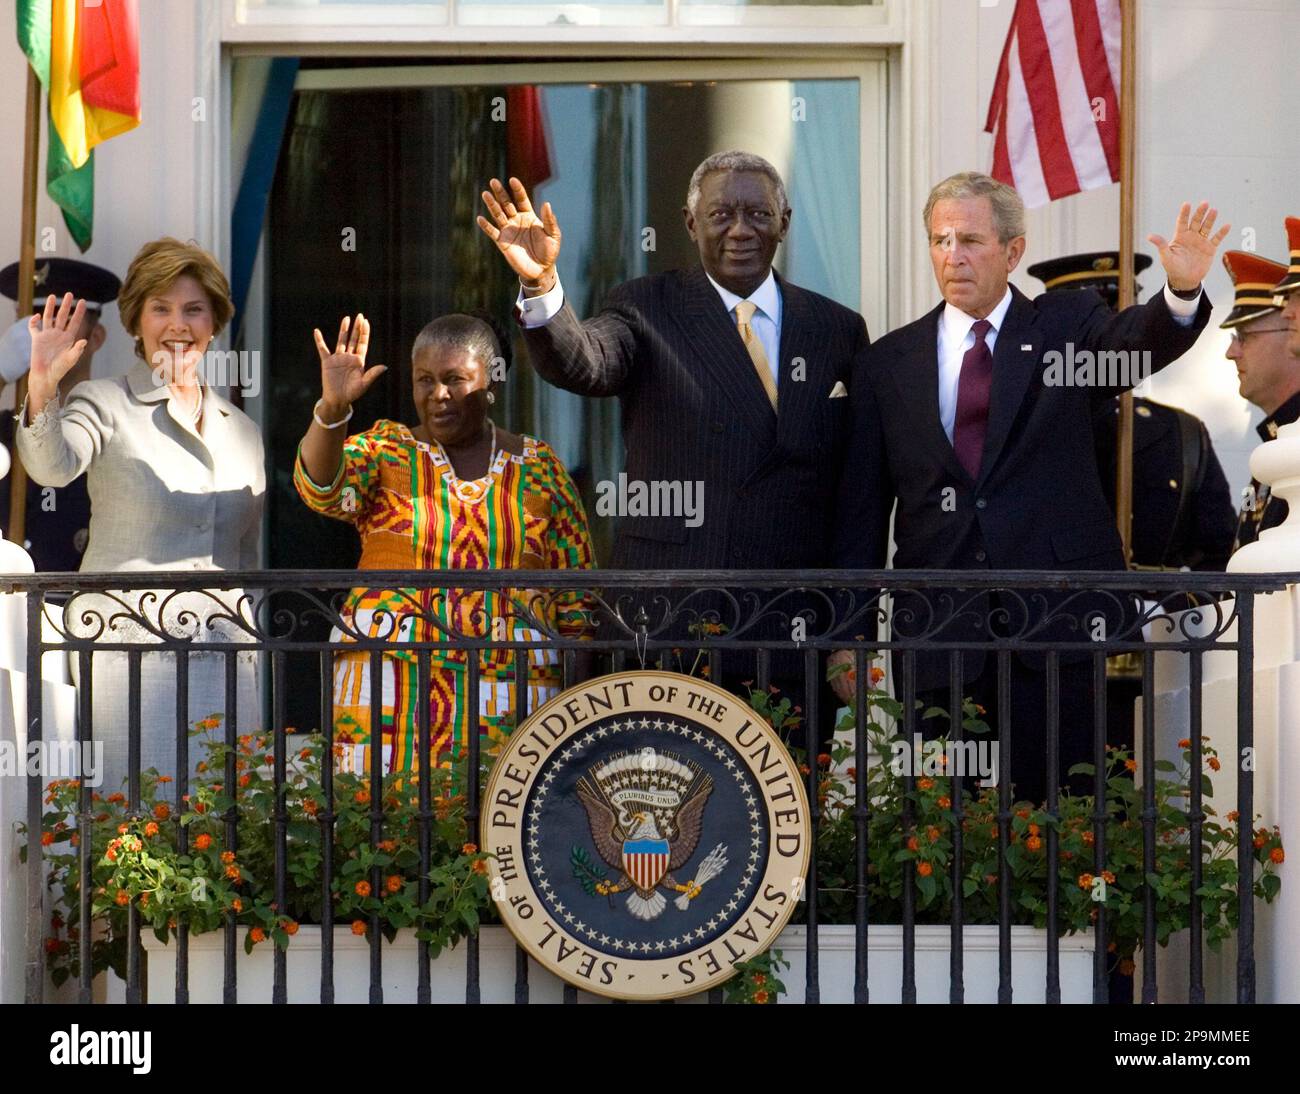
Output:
[831,172,1226,805]
[1024,250,1236,571]
[476,153,868,726]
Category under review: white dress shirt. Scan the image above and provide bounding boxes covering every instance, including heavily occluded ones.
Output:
[937,287,1014,443]
[936,283,1203,442]
[703,270,782,387]
[516,269,785,389]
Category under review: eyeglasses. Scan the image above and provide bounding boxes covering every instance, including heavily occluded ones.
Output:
[1230,326,1291,346]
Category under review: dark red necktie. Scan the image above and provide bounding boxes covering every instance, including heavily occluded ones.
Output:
[952,318,993,480]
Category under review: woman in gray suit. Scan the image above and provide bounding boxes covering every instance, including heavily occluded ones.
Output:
[17,238,265,794]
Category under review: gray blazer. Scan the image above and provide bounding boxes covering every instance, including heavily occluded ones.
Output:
[16,359,264,574]
[16,359,266,791]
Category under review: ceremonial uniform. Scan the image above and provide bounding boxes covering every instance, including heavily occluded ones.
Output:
[1219,247,1296,553]
[1233,392,1300,550]
[0,258,119,570]
[1027,251,1235,571]
[0,410,92,570]
[1274,216,1300,298]
[1093,397,1235,570]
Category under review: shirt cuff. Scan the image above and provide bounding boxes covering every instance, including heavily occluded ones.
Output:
[1163,282,1202,325]
[515,277,565,328]
[17,391,60,437]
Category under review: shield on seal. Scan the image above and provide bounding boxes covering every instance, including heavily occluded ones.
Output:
[622,838,671,891]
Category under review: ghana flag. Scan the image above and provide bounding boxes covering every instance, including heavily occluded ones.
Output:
[16,0,141,251]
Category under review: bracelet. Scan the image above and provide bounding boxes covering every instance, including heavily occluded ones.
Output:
[313,400,353,429]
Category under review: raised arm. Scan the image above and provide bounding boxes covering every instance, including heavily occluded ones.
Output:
[476,176,562,294]
[297,313,386,489]
[25,292,88,419]
[1077,201,1228,398]
[16,294,112,488]
[477,176,637,396]
[1147,201,1229,295]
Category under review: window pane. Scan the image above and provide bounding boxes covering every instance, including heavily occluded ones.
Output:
[456,1,668,29]
[258,63,870,727]
[238,0,450,25]
[264,70,863,570]
[679,0,884,30]
[684,0,881,5]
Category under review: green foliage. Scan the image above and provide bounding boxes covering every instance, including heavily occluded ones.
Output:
[723,948,788,1004]
[21,716,496,983]
[794,660,1286,977]
[570,844,607,897]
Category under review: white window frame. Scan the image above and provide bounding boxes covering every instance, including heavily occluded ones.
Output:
[223,0,898,44]
[209,0,943,377]
[230,54,896,354]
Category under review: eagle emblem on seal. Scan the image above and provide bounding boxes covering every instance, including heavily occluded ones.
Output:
[574,751,729,922]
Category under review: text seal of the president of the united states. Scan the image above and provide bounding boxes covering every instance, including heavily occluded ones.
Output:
[482,670,811,1001]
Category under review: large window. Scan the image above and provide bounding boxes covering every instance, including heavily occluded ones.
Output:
[260,58,885,575]
[250,57,884,729]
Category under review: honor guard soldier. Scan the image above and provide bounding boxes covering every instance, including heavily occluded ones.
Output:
[0,257,118,570]
[1221,243,1299,552]
[1027,251,1236,571]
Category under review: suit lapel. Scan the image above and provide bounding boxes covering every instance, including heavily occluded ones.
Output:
[978,286,1040,486]
[679,264,777,439]
[774,274,827,451]
[893,304,969,482]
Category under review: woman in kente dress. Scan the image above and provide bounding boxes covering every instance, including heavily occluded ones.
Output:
[294,312,595,775]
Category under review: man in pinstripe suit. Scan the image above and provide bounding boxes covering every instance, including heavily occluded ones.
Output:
[477,151,869,726]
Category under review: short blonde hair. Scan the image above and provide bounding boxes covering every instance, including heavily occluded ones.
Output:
[118,238,233,360]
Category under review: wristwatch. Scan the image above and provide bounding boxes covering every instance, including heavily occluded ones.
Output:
[1168,282,1202,301]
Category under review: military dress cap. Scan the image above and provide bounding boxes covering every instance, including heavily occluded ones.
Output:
[0,257,121,311]
[1219,250,1289,329]
[1273,217,1300,297]
[1026,250,1153,308]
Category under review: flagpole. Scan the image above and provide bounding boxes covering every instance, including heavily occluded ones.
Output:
[7,63,41,547]
[1115,0,1138,566]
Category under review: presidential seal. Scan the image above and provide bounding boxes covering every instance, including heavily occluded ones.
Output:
[482,670,811,1001]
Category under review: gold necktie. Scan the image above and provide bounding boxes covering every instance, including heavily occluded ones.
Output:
[734,300,778,410]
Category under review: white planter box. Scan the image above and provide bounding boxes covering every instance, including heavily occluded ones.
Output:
[123,924,1094,1004]
[780,925,1096,1003]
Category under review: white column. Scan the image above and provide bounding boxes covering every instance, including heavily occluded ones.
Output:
[1229,420,1300,574]
[1138,421,1300,1002]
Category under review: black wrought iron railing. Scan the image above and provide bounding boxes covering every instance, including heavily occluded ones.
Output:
[6,568,1291,1005]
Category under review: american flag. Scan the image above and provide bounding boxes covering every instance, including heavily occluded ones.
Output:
[985,0,1122,208]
